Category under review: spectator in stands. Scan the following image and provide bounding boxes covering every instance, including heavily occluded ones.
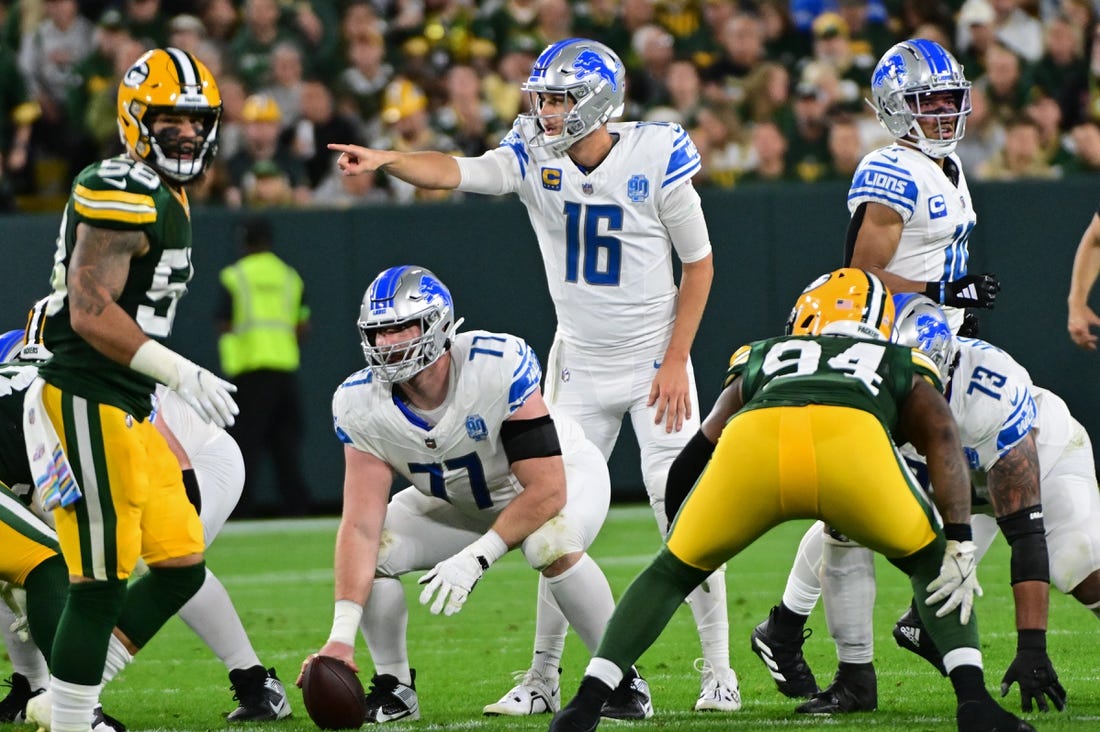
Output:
[17,0,94,179]
[989,0,1044,62]
[664,59,707,129]
[689,0,739,73]
[691,104,745,188]
[231,0,298,91]
[802,12,869,112]
[290,78,364,189]
[335,25,392,141]
[573,0,632,59]
[837,0,897,60]
[955,0,996,79]
[242,159,296,207]
[125,0,167,47]
[261,41,306,132]
[534,0,572,47]
[701,12,767,110]
[81,36,146,161]
[978,115,1059,179]
[213,74,248,161]
[824,114,865,181]
[284,0,340,80]
[740,120,792,183]
[626,24,675,114]
[223,93,310,208]
[481,39,538,123]
[167,14,207,60]
[1032,14,1088,130]
[739,61,794,128]
[977,41,1032,127]
[1025,91,1072,168]
[65,10,129,161]
[200,0,241,52]
[1064,120,1100,174]
[785,80,832,182]
[433,64,501,157]
[758,0,810,71]
[473,0,541,62]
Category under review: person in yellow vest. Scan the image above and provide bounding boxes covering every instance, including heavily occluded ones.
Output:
[218,215,312,516]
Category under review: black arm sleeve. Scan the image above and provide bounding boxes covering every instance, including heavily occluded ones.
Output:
[664,430,717,531]
[501,414,562,463]
[843,202,868,266]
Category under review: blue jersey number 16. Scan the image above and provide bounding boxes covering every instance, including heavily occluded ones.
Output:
[564,201,623,286]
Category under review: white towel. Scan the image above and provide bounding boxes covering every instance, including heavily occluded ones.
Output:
[23,377,82,511]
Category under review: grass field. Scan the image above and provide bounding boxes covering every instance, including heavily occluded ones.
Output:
[59,505,1100,731]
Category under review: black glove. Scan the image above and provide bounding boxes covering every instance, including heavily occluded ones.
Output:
[957,311,981,338]
[925,273,1001,309]
[999,629,1067,712]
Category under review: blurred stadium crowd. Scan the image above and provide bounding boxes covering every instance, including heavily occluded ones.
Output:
[2,0,1100,213]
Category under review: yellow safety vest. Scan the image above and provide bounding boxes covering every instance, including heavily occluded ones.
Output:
[218,252,309,377]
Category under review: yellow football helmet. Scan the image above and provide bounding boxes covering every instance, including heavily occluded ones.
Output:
[787,268,895,341]
[117,47,222,183]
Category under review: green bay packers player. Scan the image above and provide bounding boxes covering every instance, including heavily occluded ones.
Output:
[550,268,1033,732]
[23,47,238,732]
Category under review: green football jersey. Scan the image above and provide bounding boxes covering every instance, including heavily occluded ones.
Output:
[725,335,943,438]
[38,156,193,418]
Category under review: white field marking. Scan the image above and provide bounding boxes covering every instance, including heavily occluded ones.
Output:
[219,517,340,535]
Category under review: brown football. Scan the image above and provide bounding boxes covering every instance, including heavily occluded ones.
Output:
[300,655,367,730]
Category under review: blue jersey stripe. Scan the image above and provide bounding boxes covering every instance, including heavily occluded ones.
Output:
[996,394,1036,454]
[508,342,543,411]
[848,187,916,214]
[500,130,529,180]
[663,160,701,188]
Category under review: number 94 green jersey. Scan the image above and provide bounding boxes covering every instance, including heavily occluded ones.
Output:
[725,335,943,438]
[38,156,194,419]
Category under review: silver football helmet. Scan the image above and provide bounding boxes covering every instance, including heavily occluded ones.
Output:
[519,38,625,155]
[892,293,957,382]
[869,39,971,158]
[357,265,463,384]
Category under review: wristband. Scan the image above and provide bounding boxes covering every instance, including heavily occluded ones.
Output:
[129,340,185,389]
[943,522,972,542]
[327,599,363,646]
[1017,628,1046,651]
[466,530,508,568]
[924,281,946,305]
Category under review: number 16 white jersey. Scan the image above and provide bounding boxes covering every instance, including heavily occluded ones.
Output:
[460,121,711,352]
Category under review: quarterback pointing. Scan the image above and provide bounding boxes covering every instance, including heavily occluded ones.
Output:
[328,37,736,715]
[300,265,635,723]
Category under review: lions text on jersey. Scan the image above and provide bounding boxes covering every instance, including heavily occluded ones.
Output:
[848,145,976,332]
[332,331,585,516]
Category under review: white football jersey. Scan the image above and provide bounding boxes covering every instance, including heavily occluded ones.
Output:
[474,121,706,351]
[848,144,977,332]
[332,330,586,517]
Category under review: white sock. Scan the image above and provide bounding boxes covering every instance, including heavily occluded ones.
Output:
[584,657,624,691]
[821,539,875,664]
[545,554,615,654]
[361,577,411,685]
[50,677,101,732]
[100,634,133,685]
[530,574,567,678]
[943,647,982,674]
[0,601,49,689]
[687,569,731,673]
[178,569,262,672]
[782,522,824,616]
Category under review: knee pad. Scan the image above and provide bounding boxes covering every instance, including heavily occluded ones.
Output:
[522,515,584,571]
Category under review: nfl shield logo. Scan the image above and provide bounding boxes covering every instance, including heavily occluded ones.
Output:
[627,174,649,202]
[465,415,488,441]
[581,182,594,195]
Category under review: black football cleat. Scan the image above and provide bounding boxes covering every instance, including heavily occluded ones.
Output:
[751,605,820,698]
[796,663,877,714]
[893,605,947,676]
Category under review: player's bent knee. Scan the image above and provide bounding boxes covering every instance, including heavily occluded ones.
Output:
[523,516,584,571]
[539,551,584,577]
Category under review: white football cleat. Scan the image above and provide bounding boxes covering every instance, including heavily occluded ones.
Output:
[24,688,50,731]
[483,668,560,716]
[694,659,742,712]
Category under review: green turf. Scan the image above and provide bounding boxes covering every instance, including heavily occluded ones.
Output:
[45,505,1100,731]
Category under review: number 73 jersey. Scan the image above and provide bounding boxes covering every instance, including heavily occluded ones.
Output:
[39,155,193,418]
[726,334,942,436]
[332,330,586,518]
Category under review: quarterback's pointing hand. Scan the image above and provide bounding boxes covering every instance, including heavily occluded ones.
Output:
[328,143,391,176]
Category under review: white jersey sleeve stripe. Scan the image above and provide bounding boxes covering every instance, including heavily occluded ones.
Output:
[499,128,529,180]
[507,341,542,413]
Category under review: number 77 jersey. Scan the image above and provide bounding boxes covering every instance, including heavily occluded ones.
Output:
[332,330,586,517]
[489,120,706,351]
[39,155,194,419]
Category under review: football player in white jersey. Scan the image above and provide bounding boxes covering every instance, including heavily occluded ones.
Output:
[298,266,644,723]
[750,39,1000,710]
[326,37,737,715]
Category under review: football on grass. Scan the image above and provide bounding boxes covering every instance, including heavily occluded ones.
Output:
[301,655,367,730]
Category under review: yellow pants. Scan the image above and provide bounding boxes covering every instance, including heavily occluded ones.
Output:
[668,405,937,571]
[0,485,58,586]
[40,383,204,580]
